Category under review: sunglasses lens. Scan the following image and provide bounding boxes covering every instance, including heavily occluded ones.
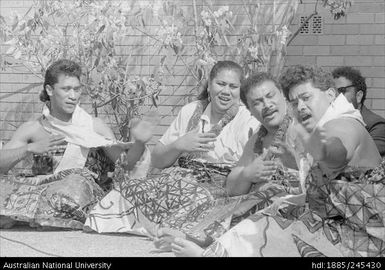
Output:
[337,87,346,93]
[337,85,356,93]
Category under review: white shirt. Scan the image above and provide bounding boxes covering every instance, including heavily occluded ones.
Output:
[159,101,260,165]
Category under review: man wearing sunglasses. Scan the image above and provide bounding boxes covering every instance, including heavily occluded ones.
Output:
[332,66,385,156]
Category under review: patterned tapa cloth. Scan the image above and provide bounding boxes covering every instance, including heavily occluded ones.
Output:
[0,148,114,230]
[116,155,300,244]
[84,100,258,235]
[111,110,301,244]
[202,159,385,257]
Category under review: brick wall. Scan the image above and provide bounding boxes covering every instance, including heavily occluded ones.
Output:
[1,0,384,152]
[286,0,385,118]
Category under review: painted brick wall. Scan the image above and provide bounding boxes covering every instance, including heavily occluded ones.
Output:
[1,0,384,153]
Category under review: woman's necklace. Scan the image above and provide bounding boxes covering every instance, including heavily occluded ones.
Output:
[182,99,239,161]
[186,99,239,136]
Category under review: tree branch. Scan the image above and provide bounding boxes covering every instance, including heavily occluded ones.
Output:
[287,0,319,46]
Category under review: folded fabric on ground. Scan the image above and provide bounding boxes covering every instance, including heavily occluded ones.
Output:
[202,159,385,257]
[85,155,301,246]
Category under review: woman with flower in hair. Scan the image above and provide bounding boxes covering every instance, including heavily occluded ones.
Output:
[85,60,260,238]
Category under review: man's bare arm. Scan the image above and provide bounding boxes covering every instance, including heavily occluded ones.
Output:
[92,117,123,162]
[0,121,66,174]
[0,146,30,174]
[93,117,148,168]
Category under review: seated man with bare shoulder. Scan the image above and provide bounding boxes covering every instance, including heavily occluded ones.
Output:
[0,59,155,229]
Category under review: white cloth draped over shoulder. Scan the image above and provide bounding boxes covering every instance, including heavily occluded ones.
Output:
[159,101,260,165]
[314,93,368,177]
[316,93,365,128]
[40,105,150,177]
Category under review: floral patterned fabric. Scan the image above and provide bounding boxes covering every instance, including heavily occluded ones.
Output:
[0,148,114,229]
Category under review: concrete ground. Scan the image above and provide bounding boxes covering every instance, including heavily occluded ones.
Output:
[0,226,173,257]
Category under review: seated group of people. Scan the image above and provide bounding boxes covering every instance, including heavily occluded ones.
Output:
[0,59,384,257]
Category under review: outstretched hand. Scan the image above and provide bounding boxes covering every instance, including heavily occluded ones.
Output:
[269,138,293,154]
[242,152,279,184]
[27,134,66,155]
[294,123,327,161]
[174,128,217,153]
[130,111,160,144]
[269,141,299,170]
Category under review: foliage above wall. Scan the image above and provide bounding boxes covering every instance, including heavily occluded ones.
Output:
[0,0,351,140]
[0,0,164,140]
[321,0,352,20]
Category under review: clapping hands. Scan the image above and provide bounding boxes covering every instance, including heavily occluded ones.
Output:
[294,123,327,161]
[130,111,160,144]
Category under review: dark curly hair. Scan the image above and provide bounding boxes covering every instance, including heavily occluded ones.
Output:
[240,72,281,108]
[40,59,82,102]
[279,65,335,101]
[332,66,367,105]
[197,60,244,100]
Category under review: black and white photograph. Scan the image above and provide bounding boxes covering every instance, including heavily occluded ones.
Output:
[0,0,384,265]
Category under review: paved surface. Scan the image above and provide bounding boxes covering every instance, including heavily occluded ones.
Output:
[0,226,173,257]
